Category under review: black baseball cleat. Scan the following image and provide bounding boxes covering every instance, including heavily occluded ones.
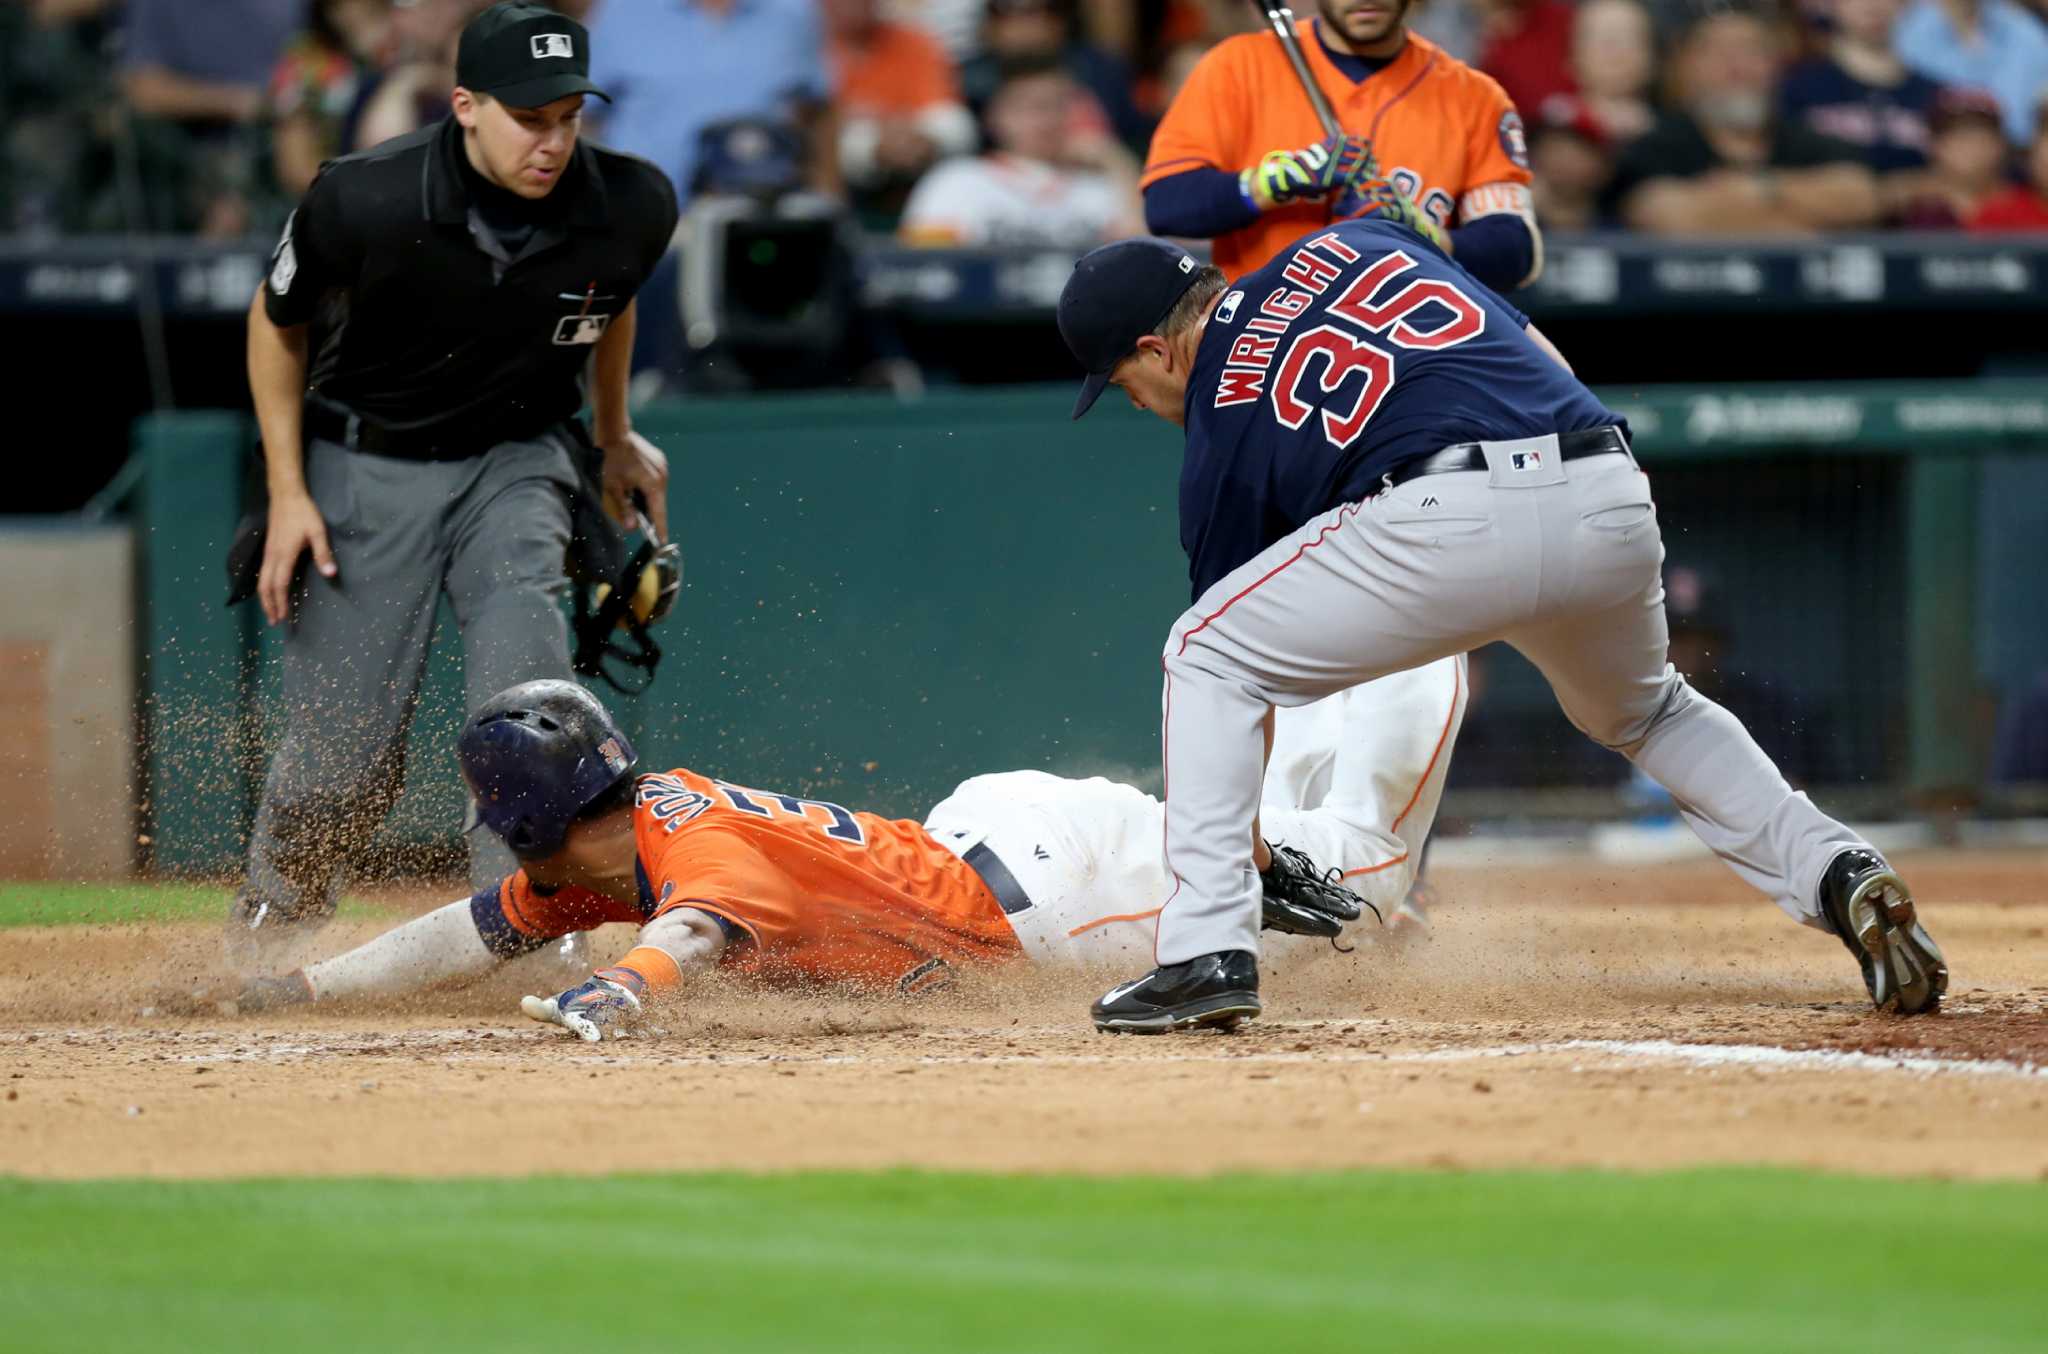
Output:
[1817,848,1948,1015]
[1092,951,1261,1034]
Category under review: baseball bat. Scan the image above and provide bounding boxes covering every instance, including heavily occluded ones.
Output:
[1249,0,1343,139]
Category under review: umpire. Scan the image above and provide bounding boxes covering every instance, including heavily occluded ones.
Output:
[231,1,679,970]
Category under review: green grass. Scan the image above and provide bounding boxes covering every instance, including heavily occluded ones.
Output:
[1,1169,2041,1353]
[0,881,388,927]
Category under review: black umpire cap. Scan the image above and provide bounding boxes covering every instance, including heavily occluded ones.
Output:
[457,1,611,109]
[1057,237,1204,419]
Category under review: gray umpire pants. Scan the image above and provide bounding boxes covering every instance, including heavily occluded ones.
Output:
[1154,439,1869,966]
[242,432,578,919]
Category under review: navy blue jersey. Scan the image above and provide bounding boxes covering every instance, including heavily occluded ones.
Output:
[1178,217,1621,600]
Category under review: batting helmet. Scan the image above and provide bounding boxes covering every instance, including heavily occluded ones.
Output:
[457,680,639,859]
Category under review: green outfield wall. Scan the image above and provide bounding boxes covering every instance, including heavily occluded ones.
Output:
[135,381,2048,874]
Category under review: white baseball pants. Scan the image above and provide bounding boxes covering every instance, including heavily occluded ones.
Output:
[921,655,1465,966]
[1153,441,1868,965]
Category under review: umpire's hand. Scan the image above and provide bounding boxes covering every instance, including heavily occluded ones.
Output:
[259,489,338,624]
[598,430,670,542]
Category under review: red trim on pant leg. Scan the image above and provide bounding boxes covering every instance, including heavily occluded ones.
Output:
[1157,501,1366,964]
[1390,654,1463,836]
[1070,906,1165,939]
[1341,851,1410,879]
[1172,503,1364,659]
[1340,658,1465,880]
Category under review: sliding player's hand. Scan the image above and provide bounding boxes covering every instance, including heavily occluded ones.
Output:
[521,972,643,1042]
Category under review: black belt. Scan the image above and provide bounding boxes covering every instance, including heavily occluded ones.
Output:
[1386,425,1631,488]
[303,402,513,462]
[963,841,1032,917]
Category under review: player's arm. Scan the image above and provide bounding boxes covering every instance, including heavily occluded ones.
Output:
[1444,88,1542,290]
[1140,39,1371,238]
[238,876,645,1009]
[522,832,773,1041]
[521,906,731,1043]
[250,173,357,625]
[587,298,670,542]
[1447,185,1541,290]
[238,896,507,1008]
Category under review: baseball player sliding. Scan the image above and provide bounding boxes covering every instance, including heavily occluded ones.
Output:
[241,663,1465,1039]
[1058,219,1947,1033]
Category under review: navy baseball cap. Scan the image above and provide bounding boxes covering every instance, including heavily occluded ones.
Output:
[1058,238,1205,419]
[457,2,610,110]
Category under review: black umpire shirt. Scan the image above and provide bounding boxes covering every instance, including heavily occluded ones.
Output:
[263,115,678,451]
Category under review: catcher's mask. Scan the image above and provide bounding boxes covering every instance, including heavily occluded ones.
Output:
[572,534,682,697]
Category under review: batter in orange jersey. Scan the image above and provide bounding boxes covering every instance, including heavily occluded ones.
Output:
[1142,0,1540,291]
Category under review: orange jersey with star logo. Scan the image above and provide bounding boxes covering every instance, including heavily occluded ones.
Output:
[490,769,1021,991]
[1143,26,1531,281]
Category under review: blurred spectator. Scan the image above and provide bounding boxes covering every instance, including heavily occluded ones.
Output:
[118,0,308,235]
[269,0,395,195]
[1528,100,1614,227]
[1895,0,2048,144]
[1566,0,1656,142]
[960,0,1149,151]
[1780,0,1941,173]
[896,0,991,62]
[1478,0,1576,120]
[826,0,976,202]
[1971,116,2048,227]
[588,0,839,202]
[1990,670,2048,784]
[346,0,478,149]
[1411,0,1485,63]
[1603,10,1881,235]
[1894,88,2013,224]
[1,0,120,233]
[120,0,304,126]
[899,57,1142,245]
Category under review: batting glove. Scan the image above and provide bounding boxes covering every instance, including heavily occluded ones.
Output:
[521,969,644,1043]
[1241,135,1375,210]
[1260,841,1379,939]
[1336,178,1450,252]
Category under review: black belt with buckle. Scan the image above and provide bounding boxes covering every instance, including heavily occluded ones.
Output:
[963,841,1032,917]
[303,401,505,462]
[1386,425,1631,489]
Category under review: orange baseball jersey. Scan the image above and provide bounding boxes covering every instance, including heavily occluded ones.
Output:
[485,768,1022,991]
[1143,27,1531,281]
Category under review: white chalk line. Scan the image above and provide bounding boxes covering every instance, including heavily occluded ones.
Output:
[7,1028,2043,1080]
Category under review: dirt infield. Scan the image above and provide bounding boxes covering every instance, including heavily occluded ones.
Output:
[3,850,2043,1181]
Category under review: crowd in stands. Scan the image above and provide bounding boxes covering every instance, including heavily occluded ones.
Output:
[3,0,2046,242]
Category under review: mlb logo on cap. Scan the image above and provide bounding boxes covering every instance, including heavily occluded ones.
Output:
[1511,450,1544,471]
[531,32,573,58]
[598,737,628,773]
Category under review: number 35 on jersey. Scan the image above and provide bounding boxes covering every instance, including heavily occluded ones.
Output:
[1212,230,1485,449]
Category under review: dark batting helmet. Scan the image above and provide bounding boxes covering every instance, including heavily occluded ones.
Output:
[457,680,639,859]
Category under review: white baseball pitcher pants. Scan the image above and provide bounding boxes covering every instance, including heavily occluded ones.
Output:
[921,655,1465,965]
[1153,440,1868,965]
